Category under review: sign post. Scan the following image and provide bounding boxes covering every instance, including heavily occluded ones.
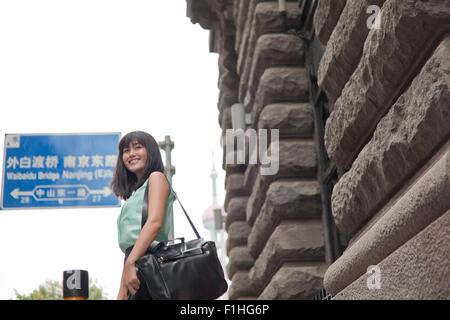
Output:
[1,133,121,210]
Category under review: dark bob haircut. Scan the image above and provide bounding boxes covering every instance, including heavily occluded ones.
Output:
[110,131,165,200]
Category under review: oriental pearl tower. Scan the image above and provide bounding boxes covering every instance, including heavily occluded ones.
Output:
[202,153,227,269]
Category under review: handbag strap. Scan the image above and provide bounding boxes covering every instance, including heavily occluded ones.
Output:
[141,173,201,239]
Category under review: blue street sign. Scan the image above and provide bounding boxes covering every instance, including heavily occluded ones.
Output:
[1,133,121,209]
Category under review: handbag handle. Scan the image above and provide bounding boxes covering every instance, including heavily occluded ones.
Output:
[141,174,201,239]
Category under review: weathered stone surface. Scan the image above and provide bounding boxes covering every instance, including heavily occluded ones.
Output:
[227,246,255,280]
[259,262,327,300]
[224,173,247,209]
[225,196,248,232]
[239,2,303,102]
[220,104,232,130]
[325,2,450,170]
[225,173,245,195]
[251,67,309,125]
[334,210,450,299]
[223,162,246,176]
[246,140,317,226]
[314,0,347,45]
[244,162,259,192]
[226,221,251,255]
[258,103,314,138]
[186,0,220,30]
[331,36,450,235]
[228,270,257,299]
[260,139,317,185]
[237,0,258,76]
[219,68,239,93]
[249,221,325,293]
[235,0,251,53]
[218,91,237,126]
[245,174,269,227]
[244,34,305,110]
[246,140,318,226]
[317,0,385,103]
[219,47,238,79]
[248,180,322,258]
[222,147,247,176]
[325,145,450,295]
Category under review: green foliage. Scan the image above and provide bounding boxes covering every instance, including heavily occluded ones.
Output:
[14,279,108,300]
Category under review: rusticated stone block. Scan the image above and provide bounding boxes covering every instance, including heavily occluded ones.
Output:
[222,144,246,175]
[225,196,248,232]
[325,1,450,170]
[225,173,245,195]
[325,145,450,295]
[223,162,246,176]
[186,0,219,30]
[245,34,305,110]
[224,173,247,209]
[237,0,258,76]
[219,68,239,93]
[244,162,259,191]
[334,210,450,299]
[226,246,255,280]
[228,270,257,300]
[248,180,322,258]
[226,221,251,256]
[248,221,325,293]
[331,36,450,235]
[251,67,309,125]
[218,91,237,126]
[258,103,314,138]
[239,2,303,102]
[235,0,251,53]
[246,174,269,227]
[246,140,318,226]
[314,0,347,45]
[220,105,232,130]
[219,46,238,74]
[260,139,317,185]
[259,262,327,300]
[317,0,386,104]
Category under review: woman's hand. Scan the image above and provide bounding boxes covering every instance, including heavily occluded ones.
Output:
[121,260,141,296]
[116,283,128,300]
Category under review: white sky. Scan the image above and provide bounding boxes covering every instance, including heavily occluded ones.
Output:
[0,0,225,299]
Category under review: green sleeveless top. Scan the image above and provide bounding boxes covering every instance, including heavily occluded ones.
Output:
[117,179,176,253]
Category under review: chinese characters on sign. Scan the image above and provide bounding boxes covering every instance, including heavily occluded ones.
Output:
[1,133,121,209]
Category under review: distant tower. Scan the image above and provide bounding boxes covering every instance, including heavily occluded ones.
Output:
[202,153,227,269]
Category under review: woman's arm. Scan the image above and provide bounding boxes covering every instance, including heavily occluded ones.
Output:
[120,171,170,296]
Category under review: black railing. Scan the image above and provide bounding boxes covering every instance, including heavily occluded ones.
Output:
[313,288,333,300]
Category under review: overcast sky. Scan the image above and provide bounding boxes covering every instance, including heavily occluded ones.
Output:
[0,0,225,299]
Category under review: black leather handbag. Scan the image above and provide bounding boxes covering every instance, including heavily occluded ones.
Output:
[134,179,228,300]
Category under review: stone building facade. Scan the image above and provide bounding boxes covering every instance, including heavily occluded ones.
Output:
[186,0,450,299]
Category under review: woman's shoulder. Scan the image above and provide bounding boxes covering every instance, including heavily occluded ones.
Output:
[148,171,166,181]
[147,172,171,193]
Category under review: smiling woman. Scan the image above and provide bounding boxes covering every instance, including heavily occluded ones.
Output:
[110,131,175,300]
[0,0,222,300]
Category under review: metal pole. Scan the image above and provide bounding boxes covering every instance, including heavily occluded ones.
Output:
[158,135,175,239]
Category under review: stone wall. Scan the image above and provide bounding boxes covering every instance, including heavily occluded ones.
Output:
[187,0,325,300]
[315,0,450,298]
[187,0,450,299]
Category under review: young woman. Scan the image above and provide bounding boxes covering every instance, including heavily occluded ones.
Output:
[111,131,175,300]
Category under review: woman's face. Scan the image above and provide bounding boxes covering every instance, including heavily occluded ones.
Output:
[122,140,148,179]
